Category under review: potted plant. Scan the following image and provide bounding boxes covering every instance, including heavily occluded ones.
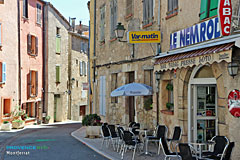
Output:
[166,102,174,110]
[12,119,25,129]
[82,114,102,138]
[144,97,153,111]
[44,116,51,124]
[166,83,173,91]
[11,106,25,120]
[1,121,12,131]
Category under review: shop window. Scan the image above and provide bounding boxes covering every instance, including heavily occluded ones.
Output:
[3,99,11,116]
[27,34,38,56]
[56,65,60,83]
[167,0,178,17]
[23,0,28,18]
[100,5,105,42]
[143,0,153,26]
[0,62,6,84]
[110,0,118,39]
[111,73,118,103]
[36,3,42,24]
[126,0,133,18]
[27,70,38,98]
[200,0,219,20]
[194,66,214,78]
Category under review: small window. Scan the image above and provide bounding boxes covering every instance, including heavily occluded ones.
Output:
[23,0,28,18]
[167,0,178,17]
[36,3,42,24]
[200,0,219,20]
[56,65,60,83]
[143,0,153,26]
[3,99,11,115]
[56,27,60,36]
[27,34,38,56]
[100,5,106,42]
[27,70,38,98]
[0,62,6,84]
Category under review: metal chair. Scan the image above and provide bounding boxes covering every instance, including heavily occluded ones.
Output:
[160,138,181,160]
[107,124,119,150]
[117,126,124,153]
[132,123,140,136]
[178,143,206,160]
[202,136,229,158]
[129,122,136,128]
[101,124,111,148]
[207,142,235,160]
[167,126,182,152]
[147,125,168,155]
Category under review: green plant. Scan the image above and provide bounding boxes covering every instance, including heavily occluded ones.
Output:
[11,106,25,119]
[45,116,51,121]
[166,102,174,110]
[82,114,101,126]
[12,119,24,123]
[166,83,173,91]
[144,97,153,111]
[3,121,9,124]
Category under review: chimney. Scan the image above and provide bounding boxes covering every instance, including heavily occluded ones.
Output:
[71,17,76,32]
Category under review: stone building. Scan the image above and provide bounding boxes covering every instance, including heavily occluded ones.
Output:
[153,0,240,159]
[68,32,88,121]
[0,0,19,123]
[43,3,71,123]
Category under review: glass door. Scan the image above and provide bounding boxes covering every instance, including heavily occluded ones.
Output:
[193,85,217,143]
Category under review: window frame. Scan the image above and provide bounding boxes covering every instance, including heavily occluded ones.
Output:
[0,62,6,84]
[199,0,219,20]
[27,70,38,98]
[166,0,178,17]
[126,0,133,18]
[100,5,106,42]
[110,0,118,40]
[143,0,154,26]
[23,0,28,18]
[36,3,42,25]
[27,34,38,56]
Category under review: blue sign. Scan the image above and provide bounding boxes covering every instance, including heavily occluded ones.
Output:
[170,17,221,50]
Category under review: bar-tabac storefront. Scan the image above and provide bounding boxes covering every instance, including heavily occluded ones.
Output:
[154,17,240,158]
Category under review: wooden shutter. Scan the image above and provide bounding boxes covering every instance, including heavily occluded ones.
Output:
[100,6,105,41]
[114,0,118,34]
[149,0,153,22]
[126,0,133,16]
[27,72,31,99]
[56,37,61,54]
[143,0,147,25]
[35,71,38,96]
[2,62,6,83]
[110,0,114,39]
[35,37,38,56]
[209,0,219,17]
[56,66,60,83]
[27,34,31,54]
[99,76,106,116]
[200,0,209,20]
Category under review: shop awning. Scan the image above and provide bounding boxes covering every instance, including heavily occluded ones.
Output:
[154,42,234,71]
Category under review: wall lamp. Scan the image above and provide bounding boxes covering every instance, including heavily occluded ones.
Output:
[115,22,127,42]
[228,62,239,78]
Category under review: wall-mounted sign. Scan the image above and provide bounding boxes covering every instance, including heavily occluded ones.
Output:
[218,0,232,36]
[127,31,161,44]
[170,17,221,50]
[228,89,240,117]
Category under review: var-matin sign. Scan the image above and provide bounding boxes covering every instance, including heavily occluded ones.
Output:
[127,31,161,44]
[170,17,221,50]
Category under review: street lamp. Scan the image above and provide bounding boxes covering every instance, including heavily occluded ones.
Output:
[155,71,161,125]
[115,23,126,41]
[228,62,239,78]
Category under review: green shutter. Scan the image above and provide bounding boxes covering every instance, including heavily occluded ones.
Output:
[209,0,219,17]
[56,66,60,83]
[56,37,61,54]
[200,0,208,20]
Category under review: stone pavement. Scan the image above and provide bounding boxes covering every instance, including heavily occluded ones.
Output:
[71,127,180,160]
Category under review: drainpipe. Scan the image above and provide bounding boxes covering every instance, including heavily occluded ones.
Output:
[93,0,96,114]
[42,3,46,114]
[17,0,21,106]
[88,20,91,114]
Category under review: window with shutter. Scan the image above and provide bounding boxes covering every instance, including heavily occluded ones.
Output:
[36,3,42,24]
[126,0,133,17]
[23,0,28,18]
[56,65,60,83]
[100,5,105,42]
[56,36,61,54]
[80,61,83,76]
[27,34,38,56]
[167,0,178,17]
[0,23,2,46]
[27,73,31,99]
[110,0,117,39]
[200,0,219,20]
[0,62,6,84]
[143,0,153,26]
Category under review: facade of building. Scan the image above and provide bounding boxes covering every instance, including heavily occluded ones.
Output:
[68,32,88,121]
[20,0,44,121]
[43,3,71,123]
[0,0,19,123]
[90,0,240,159]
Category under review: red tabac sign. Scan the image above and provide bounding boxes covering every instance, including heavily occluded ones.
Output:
[228,89,240,117]
[218,0,232,36]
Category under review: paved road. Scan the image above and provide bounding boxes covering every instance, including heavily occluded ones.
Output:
[0,123,108,160]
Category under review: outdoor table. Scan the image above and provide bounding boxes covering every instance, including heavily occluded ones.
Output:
[189,141,215,159]
[136,129,153,156]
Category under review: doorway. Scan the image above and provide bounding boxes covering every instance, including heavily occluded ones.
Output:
[54,94,60,122]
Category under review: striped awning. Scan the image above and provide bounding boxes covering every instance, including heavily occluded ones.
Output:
[154,43,234,71]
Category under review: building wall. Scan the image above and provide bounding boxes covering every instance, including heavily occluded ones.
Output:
[69,34,88,121]
[0,0,19,123]
[45,4,70,123]
[20,0,44,112]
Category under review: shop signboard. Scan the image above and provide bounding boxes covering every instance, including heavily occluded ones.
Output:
[218,0,232,36]
[228,89,240,117]
[170,17,221,50]
[127,31,161,44]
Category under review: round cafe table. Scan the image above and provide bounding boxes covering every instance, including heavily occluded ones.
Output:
[189,141,215,159]
[136,129,154,156]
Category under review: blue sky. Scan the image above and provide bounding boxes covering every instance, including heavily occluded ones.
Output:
[46,0,90,26]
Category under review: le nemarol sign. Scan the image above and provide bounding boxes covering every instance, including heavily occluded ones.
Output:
[127,31,161,44]
[170,17,221,50]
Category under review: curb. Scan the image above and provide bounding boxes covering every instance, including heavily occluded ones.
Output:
[71,128,117,160]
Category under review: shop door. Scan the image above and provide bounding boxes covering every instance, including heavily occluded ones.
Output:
[193,85,217,143]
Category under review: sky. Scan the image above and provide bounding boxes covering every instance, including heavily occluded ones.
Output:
[46,0,90,26]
